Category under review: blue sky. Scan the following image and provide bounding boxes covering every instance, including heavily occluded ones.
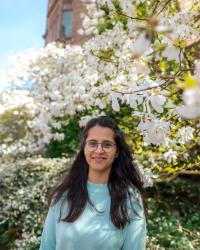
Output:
[0,0,48,69]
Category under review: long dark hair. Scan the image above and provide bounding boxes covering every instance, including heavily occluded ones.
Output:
[48,115,146,229]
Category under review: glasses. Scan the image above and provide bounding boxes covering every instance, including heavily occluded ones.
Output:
[85,140,116,153]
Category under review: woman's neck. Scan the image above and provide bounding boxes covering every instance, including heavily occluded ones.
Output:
[88,170,109,184]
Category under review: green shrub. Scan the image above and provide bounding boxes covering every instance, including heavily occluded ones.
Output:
[0,157,70,249]
[147,177,200,249]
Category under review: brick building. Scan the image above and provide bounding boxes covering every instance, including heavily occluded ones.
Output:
[44,0,90,45]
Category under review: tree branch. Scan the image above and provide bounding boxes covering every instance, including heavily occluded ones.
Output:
[154,170,200,183]
[113,11,148,22]
[151,0,160,17]
[186,38,200,50]
[156,0,172,17]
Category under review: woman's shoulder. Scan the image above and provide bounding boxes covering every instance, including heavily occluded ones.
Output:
[127,186,144,219]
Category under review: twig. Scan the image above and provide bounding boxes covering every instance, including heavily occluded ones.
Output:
[113,69,184,95]
[114,82,166,95]
[186,38,200,50]
[183,51,194,74]
[151,0,160,17]
[160,70,183,91]
[156,0,172,17]
[112,11,148,22]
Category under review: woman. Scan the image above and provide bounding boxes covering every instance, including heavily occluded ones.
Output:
[39,116,147,250]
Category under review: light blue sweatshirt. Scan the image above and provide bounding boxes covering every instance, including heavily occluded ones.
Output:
[39,181,147,250]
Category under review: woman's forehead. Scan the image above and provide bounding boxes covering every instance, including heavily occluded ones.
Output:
[86,125,115,140]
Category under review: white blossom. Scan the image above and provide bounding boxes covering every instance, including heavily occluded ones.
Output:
[162,45,182,62]
[131,33,151,58]
[149,95,167,113]
[53,133,65,141]
[177,126,195,144]
[107,0,116,11]
[111,93,121,112]
[177,88,200,119]
[138,118,171,146]
[164,149,177,163]
[134,163,154,188]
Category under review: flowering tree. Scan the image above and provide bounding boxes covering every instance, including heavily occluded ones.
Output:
[80,0,200,178]
[1,0,200,179]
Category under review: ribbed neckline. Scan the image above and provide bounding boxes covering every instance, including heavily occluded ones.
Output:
[87,180,109,193]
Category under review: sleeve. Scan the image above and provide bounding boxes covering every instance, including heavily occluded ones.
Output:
[39,204,57,250]
[122,192,147,250]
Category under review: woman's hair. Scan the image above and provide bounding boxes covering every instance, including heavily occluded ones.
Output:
[48,115,146,229]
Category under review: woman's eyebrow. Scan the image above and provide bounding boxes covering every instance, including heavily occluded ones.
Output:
[87,139,114,142]
[102,140,114,142]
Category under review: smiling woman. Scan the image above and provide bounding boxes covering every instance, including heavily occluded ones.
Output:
[39,116,147,250]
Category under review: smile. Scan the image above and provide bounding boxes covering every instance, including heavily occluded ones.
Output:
[92,157,107,161]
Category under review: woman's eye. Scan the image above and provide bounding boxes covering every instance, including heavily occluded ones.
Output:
[88,141,97,147]
[103,142,112,148]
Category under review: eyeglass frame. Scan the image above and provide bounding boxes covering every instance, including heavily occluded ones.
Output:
[85,139,116,152]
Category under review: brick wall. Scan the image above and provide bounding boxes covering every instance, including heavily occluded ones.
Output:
[44,0,90,45]
[71,0,88,45]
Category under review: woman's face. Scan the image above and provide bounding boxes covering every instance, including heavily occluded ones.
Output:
[84,125,118,179]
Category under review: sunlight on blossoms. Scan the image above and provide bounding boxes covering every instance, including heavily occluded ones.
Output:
[179,0,193,9]
[137,119,171,146]
[177,126,195,144]
[177,62,200,119]
[0,90,35,114]
[164,149,177,164]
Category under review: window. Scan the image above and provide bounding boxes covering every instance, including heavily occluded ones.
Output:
[63,11,73,38]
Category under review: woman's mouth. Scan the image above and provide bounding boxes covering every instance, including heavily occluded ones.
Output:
[92,156,107,163]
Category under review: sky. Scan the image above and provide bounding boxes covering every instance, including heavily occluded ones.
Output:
[0,0,48,70]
